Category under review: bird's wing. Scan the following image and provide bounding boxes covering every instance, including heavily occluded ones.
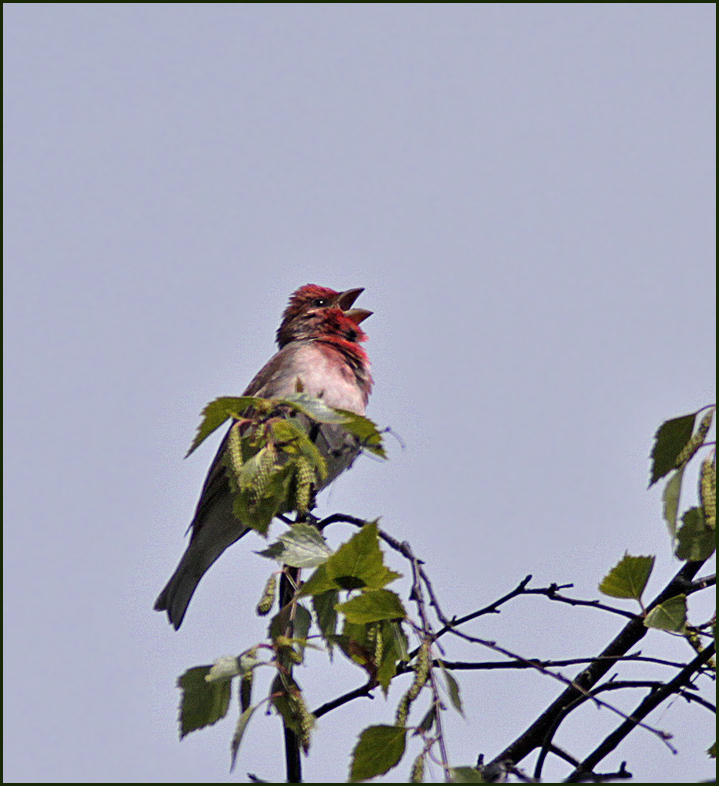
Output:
[187,344,303,542]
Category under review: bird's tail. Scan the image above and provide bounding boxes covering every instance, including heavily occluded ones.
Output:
[154,500,249,629]
[155,423,359,628]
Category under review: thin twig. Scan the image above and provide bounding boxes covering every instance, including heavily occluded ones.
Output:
[426,653,694,672]
[487,558,708,771]
[533,681,671,780]
[565,644,715,782]
[676,688,716,714]
[406,544,452,782]
[688,573,716,593]
[445,625,676,752]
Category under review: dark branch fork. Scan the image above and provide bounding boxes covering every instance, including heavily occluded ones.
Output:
[305,513,714,780]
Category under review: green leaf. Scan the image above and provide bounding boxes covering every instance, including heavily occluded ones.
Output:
[186,396,264,457]
[232,461,295,536]
[299,522,401,597]
[708,741,716,758]
[337,588,406,624]
[268,418,328,484]
[662,468,685,537]
[650,412,698,486]
[335,409,387,459]
[282,392,352,424]
[377,620,408,694]
[293,603,313,647]
[256,522,333,568]
[349,725,407,781]
[675,508,716,561]
[280,394,386,459]
[437,659,464,716]
[270,673,302,736]
[334,619,376,670]
[237,648,260,674]
[450,767,489,783]
[205,655,241,682]
[255,541,286,561]
[644,594,687,632]
[233,444,271,491]
[415,705,437,735]
[312,589,339,644]
[230,704,258,771]
[177,666,232,738]
[299,561,335,597]
[268,603,313,656]
[240,673,253,714]
[333,618,407,687]
[268,416,307,446]
[599,553,655,600]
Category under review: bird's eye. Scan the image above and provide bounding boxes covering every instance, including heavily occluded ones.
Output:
[313,297,328,307]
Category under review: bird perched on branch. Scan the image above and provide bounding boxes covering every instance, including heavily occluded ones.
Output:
[155,285,373,629]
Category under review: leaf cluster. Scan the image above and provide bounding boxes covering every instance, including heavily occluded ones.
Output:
[600,406,716,632]
[188,394,386,535]
[167,403,716,782]
[176,522,422,773]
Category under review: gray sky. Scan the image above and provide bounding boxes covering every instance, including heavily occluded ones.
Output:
[3,4,715,783]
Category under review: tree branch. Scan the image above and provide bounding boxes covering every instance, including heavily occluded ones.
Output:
[430,653,692,672]
[565,643,715,782]
[279,566,302,783]
[312,682,376,719]
[487,559,708,771]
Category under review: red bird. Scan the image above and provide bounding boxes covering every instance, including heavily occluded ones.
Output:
[155,285,373,629]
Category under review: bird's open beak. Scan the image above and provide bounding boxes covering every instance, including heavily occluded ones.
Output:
[335,288,372,324]
[344,308,373,324]
[335,288,364,310]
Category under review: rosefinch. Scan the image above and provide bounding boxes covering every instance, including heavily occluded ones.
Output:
[154,285,373,629]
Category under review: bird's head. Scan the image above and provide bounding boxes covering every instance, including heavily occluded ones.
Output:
[276,284,372,347]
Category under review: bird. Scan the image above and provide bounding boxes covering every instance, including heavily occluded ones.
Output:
[154,285,373,629]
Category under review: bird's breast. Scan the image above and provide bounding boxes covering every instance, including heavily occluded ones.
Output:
[291,344,367,414]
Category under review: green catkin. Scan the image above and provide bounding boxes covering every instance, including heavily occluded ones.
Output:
[294,456,314,513]
[395,693,410,727]
[410,754,425,783]
[700,452,716,529]
[406,641,431,701]
[287,647,304,665]
[395,641,431,726]
[675,408,715,468]
[227,421,243,480]
[256,573,277,616]
[251,445,276,503]
[373,625,384,669]
[294,691,315,754]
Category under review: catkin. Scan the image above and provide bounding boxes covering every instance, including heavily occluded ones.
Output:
[227,421,243,480]
[293,691,315,754]
[294,456,314,512]
[395,641,431,726]
[700,452,716,529]
[373,625,384,669]
[410,754,425,783]
[675,408,715,468]
[256,573,277,616]
[251,445,276,503]
[406,641,431,701]
[395,693,410,727]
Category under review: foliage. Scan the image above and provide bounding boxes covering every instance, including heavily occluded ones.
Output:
[167,401,716,781]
